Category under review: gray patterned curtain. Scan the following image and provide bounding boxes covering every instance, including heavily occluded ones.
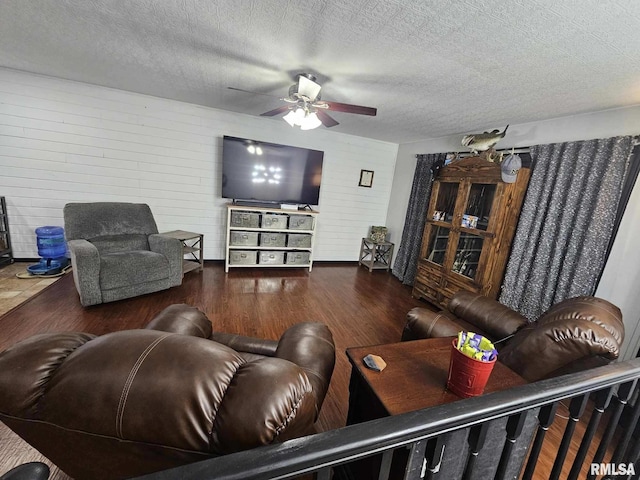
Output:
[393,153,446,285]
[499,136,635,320]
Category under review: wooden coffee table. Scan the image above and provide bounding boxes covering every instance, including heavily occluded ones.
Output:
[343,337,527,479]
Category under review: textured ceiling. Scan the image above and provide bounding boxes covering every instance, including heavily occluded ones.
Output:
[1,0,639,143]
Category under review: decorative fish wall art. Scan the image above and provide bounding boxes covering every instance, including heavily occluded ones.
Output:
[461,125,509,153]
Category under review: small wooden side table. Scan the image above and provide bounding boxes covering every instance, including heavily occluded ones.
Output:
[343,337,527,480]
[358,237,394,272]
[161,230,204,274]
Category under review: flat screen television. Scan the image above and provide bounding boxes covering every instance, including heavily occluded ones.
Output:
[222,136,324,206]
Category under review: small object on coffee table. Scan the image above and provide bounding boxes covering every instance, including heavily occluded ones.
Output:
[363,354,387,372]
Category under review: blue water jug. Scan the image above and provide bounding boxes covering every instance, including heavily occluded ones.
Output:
[35,226,67,258]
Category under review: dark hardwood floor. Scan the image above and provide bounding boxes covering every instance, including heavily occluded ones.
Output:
[0,262,621,479]
[0,262,428,477]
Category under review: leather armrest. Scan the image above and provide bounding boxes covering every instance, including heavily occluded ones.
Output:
[402,308,462,341]
[213,358,317,452]
[448,291,529,340]
[211,332,278,356]
[500,295,624,382]
[67,239,101,307]
[537,296,624,345]
[275,323,335,416]
[499,319,621,382]
[145,305,278,356]
[145,304,212,338]
[148,234,183,286]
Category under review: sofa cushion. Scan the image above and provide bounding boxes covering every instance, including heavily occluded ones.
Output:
[90,234,150,255]
[100,251,169,289]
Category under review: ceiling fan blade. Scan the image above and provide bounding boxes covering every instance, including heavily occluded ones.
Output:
[260,105,291,117]
[316,110,339,128]
[227,86,281,98]
[297,75,322,101]
[322,101,377,116]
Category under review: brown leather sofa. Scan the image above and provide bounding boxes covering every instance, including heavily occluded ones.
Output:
[402,291,624,382]
[0,304,335,480]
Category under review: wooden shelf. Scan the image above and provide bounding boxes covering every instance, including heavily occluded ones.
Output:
[229,226,314,234]
[228,245,312,251]
[224,263,311,269]
[225,204,318,273]
[182,260,202,274]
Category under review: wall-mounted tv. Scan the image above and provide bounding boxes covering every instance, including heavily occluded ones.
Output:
[222,136,324,206]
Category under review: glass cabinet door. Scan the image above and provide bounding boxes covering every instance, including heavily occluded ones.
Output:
[424,180,502,283]
[463,183,497,231]
[425,226,450,266]
[433,183,459,223]
[452,232,483,280]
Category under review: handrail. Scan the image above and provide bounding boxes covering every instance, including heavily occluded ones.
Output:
[135,358,640,480]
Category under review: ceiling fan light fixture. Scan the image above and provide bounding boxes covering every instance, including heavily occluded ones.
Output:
[237,74,375,129]
[300,112,322,130]
[283,109,298,127]
[282,107,321,130]
[293,107,307,122]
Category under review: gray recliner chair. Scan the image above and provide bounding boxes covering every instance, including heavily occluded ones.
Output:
[63,202,183,307]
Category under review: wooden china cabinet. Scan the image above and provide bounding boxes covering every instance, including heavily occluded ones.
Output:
[412,156,530,309]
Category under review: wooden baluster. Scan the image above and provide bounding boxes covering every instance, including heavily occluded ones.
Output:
[317,467,332,480]
[404,440,427,480]
[623,385,640,469]
[522,403,559,480]
[611,383,640,465]
[495,412,527,480]
[550,394,590,480]
[378,450,393,480]
[588,380,638,479]
[462,423,489,480]
[423,437,446,480]
[624,425,640,466]
[568,387,614,480]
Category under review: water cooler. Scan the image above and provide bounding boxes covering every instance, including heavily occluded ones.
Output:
[27,226,70,275]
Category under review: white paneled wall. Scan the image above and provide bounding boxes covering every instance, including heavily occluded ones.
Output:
[0,68,398,260]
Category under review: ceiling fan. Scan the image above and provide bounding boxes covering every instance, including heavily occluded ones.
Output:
[229,73,377,130]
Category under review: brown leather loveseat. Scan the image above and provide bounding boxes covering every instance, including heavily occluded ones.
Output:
[402,291,624,381]
[0,304,336,480]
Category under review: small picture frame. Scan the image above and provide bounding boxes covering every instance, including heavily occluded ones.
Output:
[462,214,478,229]
[359,169,374,188]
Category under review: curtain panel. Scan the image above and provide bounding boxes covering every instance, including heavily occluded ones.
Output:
[499,136,635,321]
[392,153,446,285]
